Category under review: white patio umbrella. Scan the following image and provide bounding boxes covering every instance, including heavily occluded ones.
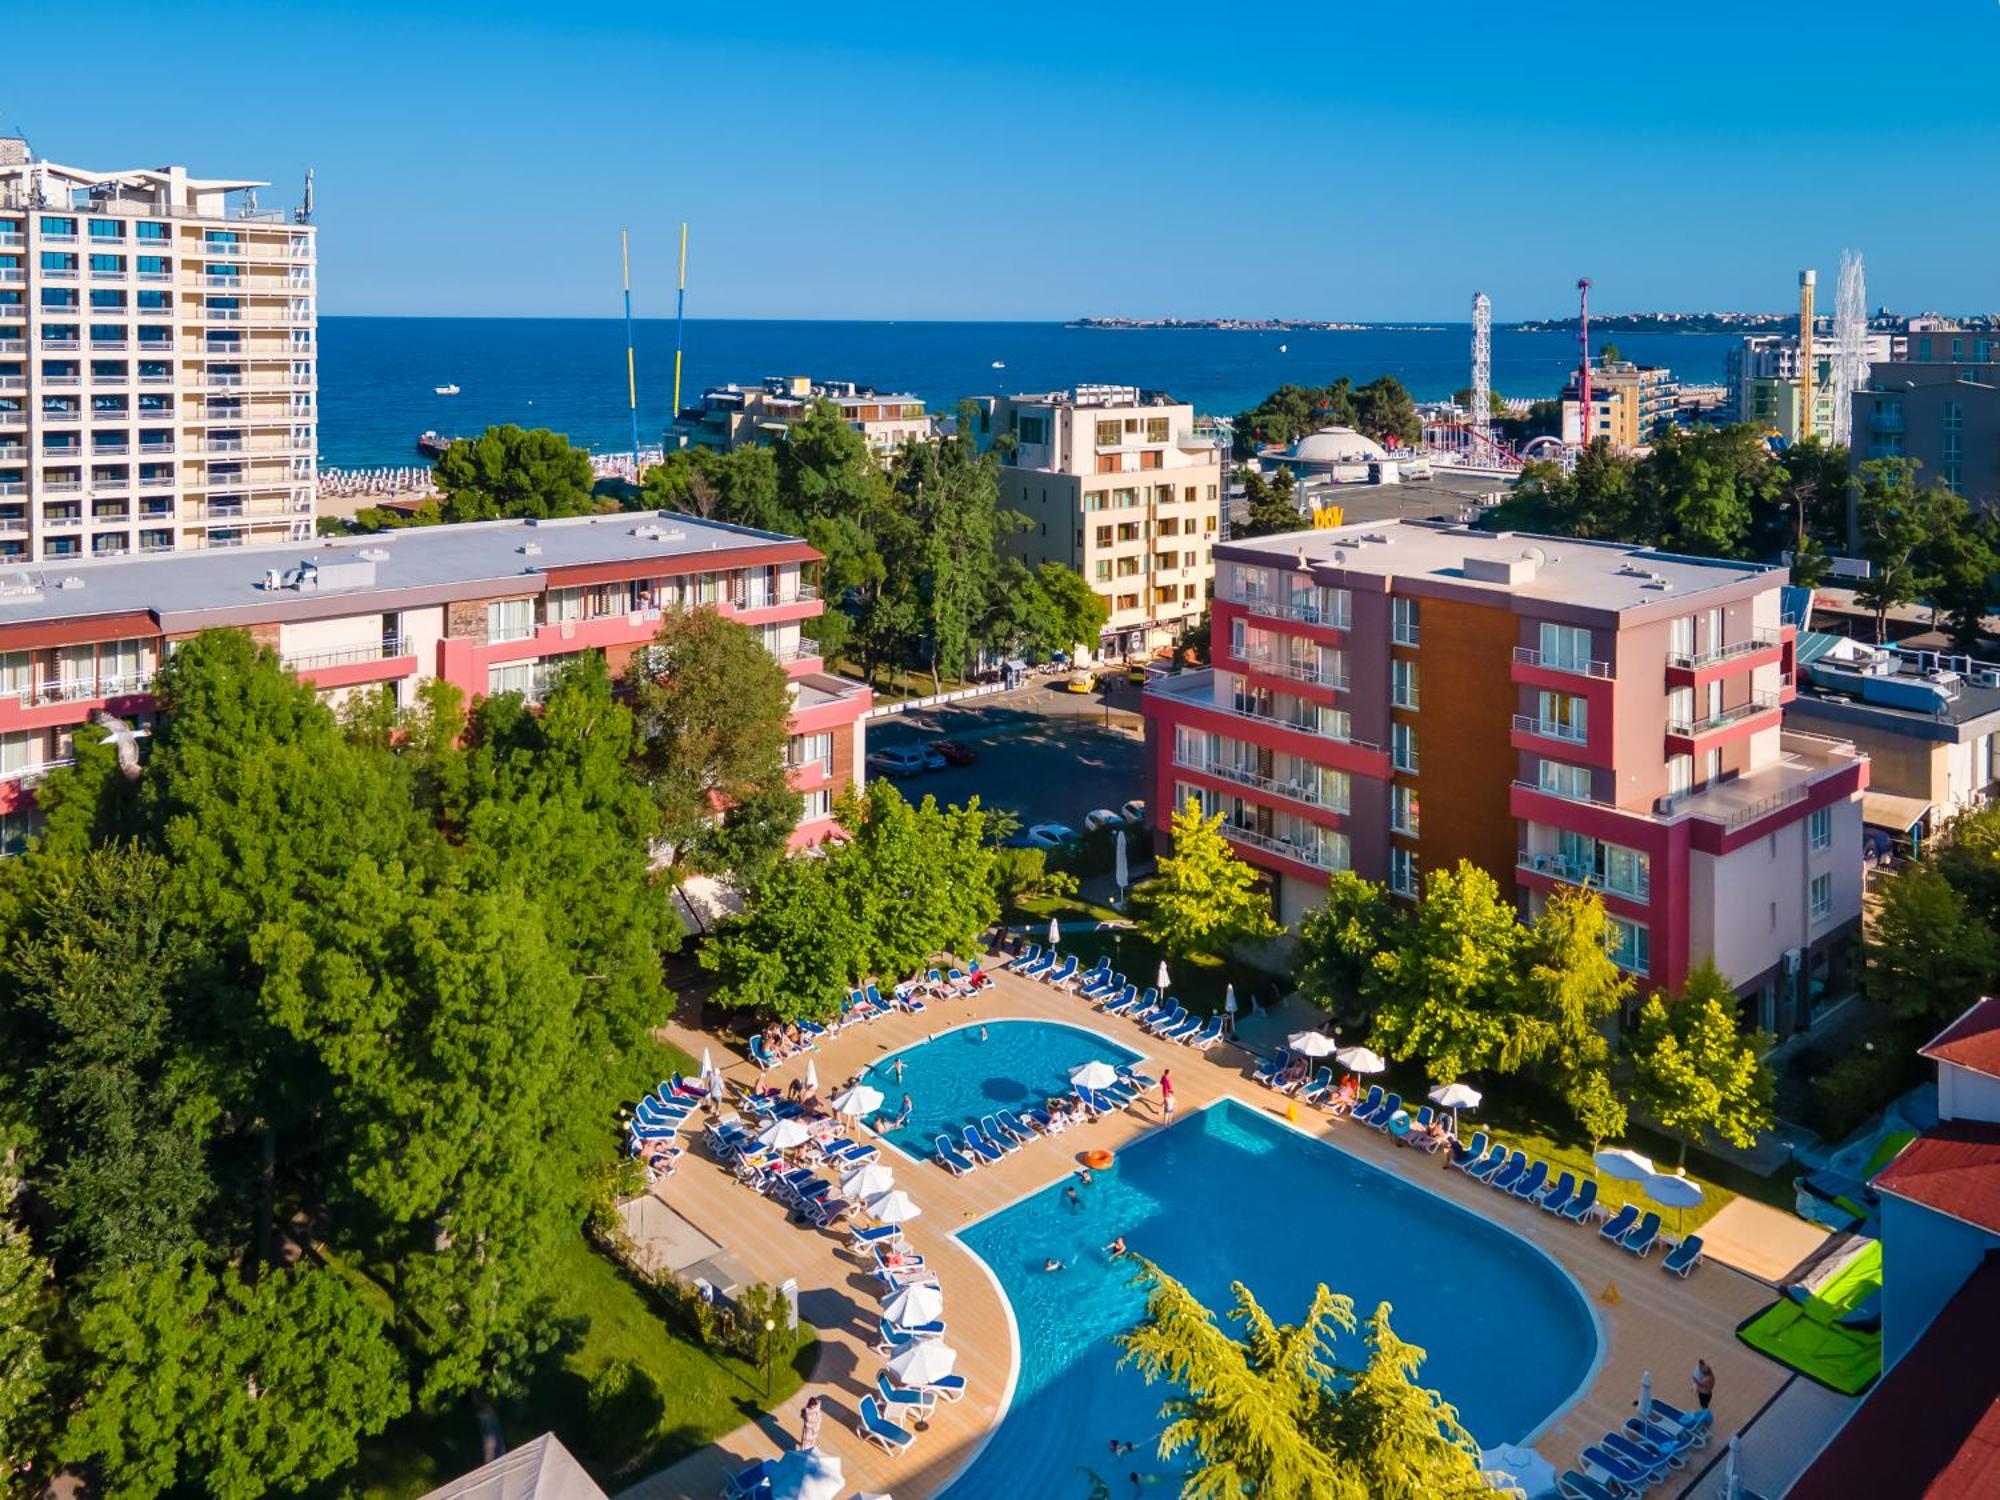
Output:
[1643,1171,1706,1232]
[867,1189,923,1225]
[841,1162,896,1201]
[758,1118,815,1151]
[1156,959,1172,990]
[1070,1059,1123,1091]
[886,1339,958,1387]
[1638,1369,1654,1422]
[1048,916,1062,949]
[1223,984,1237,1016]
[803,1058,819,1093]
[882,1280,944,1327]
[1334,1044,1386,1073]
[1428,1081,1482,1134]
[769,1447,845,1500]
[1288,1030,1339,1058]
[1476,1443,1557,1500]
[831,1083,885,1119]
[1593,1147,1657,1182]
[1114,829,1129,895]
[699,1046,715,1084]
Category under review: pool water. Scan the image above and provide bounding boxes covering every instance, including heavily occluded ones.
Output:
[861,1019,1140,1162]
[943,1098,1599,1499]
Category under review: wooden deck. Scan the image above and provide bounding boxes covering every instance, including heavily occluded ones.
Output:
[623,967,1809,1500]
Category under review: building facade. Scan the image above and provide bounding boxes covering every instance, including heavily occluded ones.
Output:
[976,386,1221,655]
[1726,330,1893,441]
[1852,355,2000,506]
[1142,520,1868,1033]
[0,139,317,563]
[0,510,868,850]
[1559,360,1677,449]
[671,375,928,461]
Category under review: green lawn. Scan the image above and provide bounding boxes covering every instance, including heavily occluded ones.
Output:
[353,1233,814,1497]
[1008,894,1288,1018]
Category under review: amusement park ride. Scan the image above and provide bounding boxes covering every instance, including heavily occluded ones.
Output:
[1424,281,1593,472]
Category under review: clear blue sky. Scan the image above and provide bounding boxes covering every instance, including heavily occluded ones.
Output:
[10,1,1996,321]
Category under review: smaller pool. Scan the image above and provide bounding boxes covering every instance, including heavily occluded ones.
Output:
[863,1019,1140,1161]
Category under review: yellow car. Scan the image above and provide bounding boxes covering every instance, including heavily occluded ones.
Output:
[1125,663,1150,685]
[1063,671,1095,694]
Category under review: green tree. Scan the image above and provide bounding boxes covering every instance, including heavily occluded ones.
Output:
[639,444,786,532]
[1238,466,1302,538]
[1371,860,1524,1081]
[1630,958,1775,1167]
[432,425,601,524]
[998,560,1110,660]
[1295,871,1404,1031]
[701,847,867,1022]
[0,1185,52,1494]
[1137,797,1280,960]
[1633,425,1777,558]
[892,422,1009,689]
[1319,1302,1494,1500]
[1598,342,1622,365]
[1926,506,1996,650]
[1485,442,1639,540]
[842,782,998,978]
[1351,375,1423,448]
[1758,435,1851,561]
[1509,887,1634,1132]
[1854,458,1944,641]
[1867,862,2000,1026]
[627,606,799,877]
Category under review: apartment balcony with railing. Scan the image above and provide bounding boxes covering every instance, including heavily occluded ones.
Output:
[1216,816,1350,872]
[1224,584,1352,630]
[1512,644,1612,679]
[2,670,155,709]
[1516,847,1651,903]
[280,637,409,674]
[1511,713,1589,746]
[1666,628,1782,672]
[1666,691,1779,741]
[1173,747,1349,814]
[1148,667,1380,752]
[1233,645,1349,691]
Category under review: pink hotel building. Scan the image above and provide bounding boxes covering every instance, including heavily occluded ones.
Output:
[0,510,870,849]
[1143,520,1869,1036]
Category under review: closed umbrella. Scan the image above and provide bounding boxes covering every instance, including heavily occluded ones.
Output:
[882,1281,944,1327]
[832,1083,884,1119]
[1334,1044,1386,1073]
[1048,916,1061,949]
[1723,1434,1742,1500]
[1157,959,1172,990]
[1288,1030,1339,1058]
[1593,1147,1656,1182]
[1070,1059,1123,1091]
[842,1162,896,1200]
[1638,1369,1654,1422]
[758,1118,814,1151]
[1223,984,1237,1016]
[699,1046,715,1084]
[804,1058,819,1093]
[1114,829,1129,895]
[867,1189,923,1225]
[1642,1170,1706,1232]
[769,1448,845,1500]
[886,1339,958,1387]
[1428,1081,1482,1135]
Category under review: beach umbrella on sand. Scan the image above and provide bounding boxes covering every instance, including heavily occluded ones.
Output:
[886,1339,958,1387]
[769,1448,845,1500]
[882,1281,944,1327]
[1643,1171,1705,1232]
[842,1162,896,1201]
[1114,829,1129,895]
[758,1118,814,1151]
[1639,1370,1654,1422]
[1048,916,1062,949]
[867,1189,923,1225]
[1334,1044,1386,1074]
[1157,959,1172,991]
[1288,1030,1339,1058]
[1428,1081,1482,1134]
[804,1058,819,1093]
[1071,1059,1123,1092]
[832,1083,885,1119]
[1594,1147,1656,1182]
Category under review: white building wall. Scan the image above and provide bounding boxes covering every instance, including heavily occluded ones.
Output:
[1937,1060,2000,1124]
[401,604,446,679]
[278,613,383,657]
[1694,795,1860,985]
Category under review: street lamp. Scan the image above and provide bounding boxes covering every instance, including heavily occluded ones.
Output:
[762,1317,777,1401]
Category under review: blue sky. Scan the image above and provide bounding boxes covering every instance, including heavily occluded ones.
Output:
[10,2,1998,320]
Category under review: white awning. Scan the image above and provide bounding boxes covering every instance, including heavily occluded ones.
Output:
[1862,790,1932,832]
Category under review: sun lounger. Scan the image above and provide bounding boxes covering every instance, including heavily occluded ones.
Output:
[1188,1015,1226,1049]
[747,1035,777,1070]
[1559,1178,1599,1222]
[977,1115,1020,1155]
[873,1244,925,1273]
[1489,1150,1528,1191]
[856,1394,916,1455]
[723,1458,776,1499]
[1075,1086,1117,1116]
[1102,985,1139,1014]
[1597,1204,1641,1244]
[1027,1105,1059,1133]
[1450,1131,1490,1170]
[920,1371,968,1402]
[1352,1083,1386,1117]
[1605,1429,1681,1472]
[1580,1442,1659,1490]
[797,1019,828,1045]
[1539,1171,1577,1217]
[1556,1471,1622,1500]
[1146,1004,1188,1037]
[967,960,994,990]
[1621,1211,1663,1257]
[877,1371,934,1418]
[1661,1234,1704,1278]
[960,1124,1003,1164]
[848,1223,904,1252]
[1299,1065,1335,1105]
[1046,955,1079,989]
[998,1108,1040,1142]
[1078,964,1114,998]
[800,1194,851,1228]
[1646,1398,1713,1443]
[1511,1160,1550,1202]
[1364,1092,1404,1131]
[934,1136,977,1174]
[874,1318,946,1353]
[946,967,977,995]
[1163,1013,1205,1043]
[1466,1145,1512,1183]
[1625,1415,1699,1456]
[1020,948,1055,978]
[1009,942,1041,971]
[1117,1066,1158,1094]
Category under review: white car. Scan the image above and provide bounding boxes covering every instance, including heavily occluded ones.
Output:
[866,745,928,778]
[1120,799,1147,826]
[1083,807,1125,832]
[1025,822,1080,849]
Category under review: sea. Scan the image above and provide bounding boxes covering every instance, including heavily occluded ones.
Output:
[317,317,1743,470]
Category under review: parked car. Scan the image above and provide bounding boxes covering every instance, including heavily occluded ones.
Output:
[1083,807,1126,832]
[1062,671,1095,694]
[921,747,948,772]
[1120,798,1147,826]
[1125,663,1152,685]
[866,745,929,778]
[933,738,979,766]
[1025,822,1080,849]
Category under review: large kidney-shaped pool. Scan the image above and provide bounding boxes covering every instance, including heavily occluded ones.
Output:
[935,1079,1600,1498]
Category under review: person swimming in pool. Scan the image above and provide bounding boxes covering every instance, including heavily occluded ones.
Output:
[1105,1235,1127,1258]
[978,1026,989,1042]
[1044,1257,1065,1272]
[1064,1185,1082,1211]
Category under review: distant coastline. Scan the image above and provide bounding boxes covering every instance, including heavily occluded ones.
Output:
[1064,316,1445,333]
[1510,312,1794,335]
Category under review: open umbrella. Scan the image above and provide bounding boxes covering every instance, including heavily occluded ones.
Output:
[758,1118,814,1151]
[1476,1443,1557,1500]
[1156,959,1172,990]
[1334,1044,1386,1074]
[1070,1059,1123,1092]
[769,1448,845,1500]
[1428,1081,1482,1135]
[1114,829,1129,896]
[886,1339,958,1387]
[882,1280,944,1327]
[804,1058,819,1093]
[1288,1030,1339,1058]
[867,1189,923,1225]
[832,1083,884,1119]
[1048,916,1061,949]
[842,1162,896,1200]
[1594,1147,1656,1181]
[1643,1170,1706,1232]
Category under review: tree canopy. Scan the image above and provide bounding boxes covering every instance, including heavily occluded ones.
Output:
[1233,375,1421,456]
[361,425,607,529]
[1137,797,1280,960]
[1629,959,1775,1167]
[1370,860,1525,1081]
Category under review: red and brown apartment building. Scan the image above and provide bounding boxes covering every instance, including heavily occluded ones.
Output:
[1142,519,1869,1035]
[0,509,869,849]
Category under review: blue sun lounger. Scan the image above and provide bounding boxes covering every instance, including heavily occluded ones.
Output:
[1351,1082,1386,1116]
[1103,985,1139,1014]
[1044,954,1079,988]
[1146,1004,1188,1036]
[1661,1234,1705,1278]
[1581,1442,1659,1491]
[960,1124,1003,1164]
[1626,1413,1700,1457]
[1489,1150,1528,1192]
[1558,1178,1599,1222]
[997,1108,1040,1142]
[979,1114,1022,1153]
[1298,1066,1334,1105]
[875,1317,945,1352]
[1117,1065,1158,1094]
[920,1371,967,1402]
[1556,1471,1622,1500]
[1646,1398,1713,1443]
[1466,1145,1511,1183]
[856,1394,915,1455]
[1163,1012,1205,1043]
[1188,1015,1226,1049]
[723,1458,776,1499]
[1450,1131,1490,1170]
[1621,1211,1663,1256]
[877,1370,933,1418]
[1020,948,1055,978]
[1597,1203,1640,1244]
[1511,1160,1550,1202]
[1010,942,1041,971]
[848,1222,903,1251]
[1539,1171,1578,1217]
[1363,1092,1403,1130]
[934,1136,977,1174]
[1605,1429,1681,1473]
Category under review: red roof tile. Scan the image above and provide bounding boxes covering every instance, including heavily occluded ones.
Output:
[1922,996,2000,1080]
[1790,1252,2000,1500]
[1871,1121,2000,1236]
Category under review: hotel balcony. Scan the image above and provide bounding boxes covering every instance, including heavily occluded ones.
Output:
[1147,668,1378,751]
[1516,847,1651,904]
[1664,628,1785,686]
[1216,818,1349,873]
[1512,645,1612,679]
[1173,749,1349,815]
[1223,588,1351,631]
[1233,648,1349,691]
[1665,691,1780,748]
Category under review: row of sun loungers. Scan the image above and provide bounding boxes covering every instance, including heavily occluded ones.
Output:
[745,965,998,1071]
[625,1073,713,1156]
[1556,1387,1714,1497]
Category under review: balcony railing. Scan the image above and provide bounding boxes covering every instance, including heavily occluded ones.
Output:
[1516,848,1651,902]
[1236,650,1348,690]
[1512,714,1589,744]
[2,672,154,707]
[1226,589,1351,630]
[281,637,409,673]
[1514,645,1612,679]
[1217,820,1348,872]
[1512,777,1623,812]
[1173,750,1349,814]
[1666,629,1782,670]
[1204,692,1376,751]
[1666,692,1779,739]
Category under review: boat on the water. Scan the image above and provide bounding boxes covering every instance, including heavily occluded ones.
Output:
[416,430,454,459]
[434,384,460,396]
[990,360,1004,369]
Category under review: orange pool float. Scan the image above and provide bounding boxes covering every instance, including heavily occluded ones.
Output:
[1081,1148,1115,1171]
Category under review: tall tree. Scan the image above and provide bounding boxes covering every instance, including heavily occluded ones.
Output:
[1351,375,1422,448]
[1318,1302,1494,1500]
[1138,797,1280,960]
[1629,958,1775,1168]
[1853,458,1947,641]
[1633,425,1776,558]
[1238,466,1302,538]
[1295,871,1404,1031]
[1371,860,1524,1081]
[0,1184,52,1495]
[993,560,1110,660]
[1508,887,1634,1134]
[431,425,601,524]
[1866,863,1999,1027]
[893,421,1007,690]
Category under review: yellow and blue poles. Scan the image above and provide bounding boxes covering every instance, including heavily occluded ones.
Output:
[621,229,640,469]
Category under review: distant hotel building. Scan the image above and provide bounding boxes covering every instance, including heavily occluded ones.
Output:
[1560,359,1676,450]
[974,386,1221,657]
[1142,520,1868,1034]
[671,375,929,460]
[1852,328,2000,506]
[0,138,317,563]
[0,511,869,851]
[1727,329,1893,442]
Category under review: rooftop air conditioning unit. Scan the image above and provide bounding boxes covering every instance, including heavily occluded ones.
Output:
[1974,670,2000,689]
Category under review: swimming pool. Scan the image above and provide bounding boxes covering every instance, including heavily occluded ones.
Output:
[943,1098,1599,1498]
[861,1019,1140,1162]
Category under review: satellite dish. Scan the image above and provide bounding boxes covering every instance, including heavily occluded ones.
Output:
[1523,545,1548,565]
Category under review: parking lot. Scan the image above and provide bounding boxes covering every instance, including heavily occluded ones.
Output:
[864,679,1148,834]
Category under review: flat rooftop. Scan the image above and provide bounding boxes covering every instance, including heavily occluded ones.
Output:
[1222,519,1777,612]
[0,511,810,633]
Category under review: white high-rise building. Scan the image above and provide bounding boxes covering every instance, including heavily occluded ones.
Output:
[0,138,316,564]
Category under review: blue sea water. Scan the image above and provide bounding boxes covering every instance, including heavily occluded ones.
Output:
[862,1019,1140,1163]
[941,1096,1599,1500]
[317,316,1741,469]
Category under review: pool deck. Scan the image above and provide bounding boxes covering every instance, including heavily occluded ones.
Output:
[623,969,1810,1500]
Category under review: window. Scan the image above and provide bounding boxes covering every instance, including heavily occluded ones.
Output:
[0,651,31,699]
[1809,873,1832,921]
[1537,759,1591,801]
[789,731,834,774]
[1391,722,1418,773]
[1095,419,1121,446]
[1669,615,1694,662]
[1016,413,1047,445]
[1605,917,1650,975]
[1391,658,1419,709]
[1391,784,1420,836]
[1145,416,1169,443]
[1667,753,1693,799]
[1391,596,1420,645]
[485,598,534,643]
[1538,621,1594,673]
[1808,807,1832,850]
[545,586,586,624]
[801,786,833,822]
[486,660,542,698]
[0,729,38,777]
[1537,690,1587,741]
[1389,846,1417,897]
